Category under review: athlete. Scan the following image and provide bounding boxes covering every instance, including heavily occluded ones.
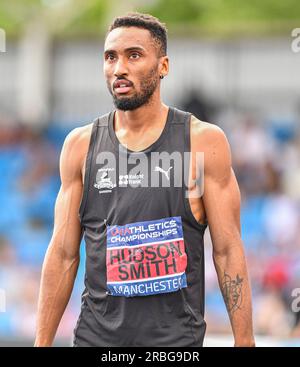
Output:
[35,13,255,347]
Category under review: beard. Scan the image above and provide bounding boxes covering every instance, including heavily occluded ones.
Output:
[107,68,159,111]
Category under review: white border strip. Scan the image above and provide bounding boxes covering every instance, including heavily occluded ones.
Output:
[107,237,183,250]
[107,271,186,284]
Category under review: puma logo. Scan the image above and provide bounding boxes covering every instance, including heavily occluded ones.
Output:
[154,166,173,181]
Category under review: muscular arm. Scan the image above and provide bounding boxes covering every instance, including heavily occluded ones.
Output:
[197,123,255,347]
[34,127,89,347]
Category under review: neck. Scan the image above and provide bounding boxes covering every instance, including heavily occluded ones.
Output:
[114,92,168,133]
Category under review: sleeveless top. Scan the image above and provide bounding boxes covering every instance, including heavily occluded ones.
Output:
[73,106,207,347]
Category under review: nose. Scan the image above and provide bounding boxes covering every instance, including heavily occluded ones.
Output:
[114,57,128,77]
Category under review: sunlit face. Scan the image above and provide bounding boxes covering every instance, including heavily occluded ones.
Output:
[103,26,167,111]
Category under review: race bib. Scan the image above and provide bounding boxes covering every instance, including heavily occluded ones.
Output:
[106,216,188,297]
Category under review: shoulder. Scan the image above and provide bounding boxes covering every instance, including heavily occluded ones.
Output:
[189,114,232,177]
[190,114,229,147]
[61,122,93,158]
[59,122,93,177]
[63,123,93,149]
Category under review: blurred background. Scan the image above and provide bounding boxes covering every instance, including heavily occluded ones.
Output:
[0,0,300,347]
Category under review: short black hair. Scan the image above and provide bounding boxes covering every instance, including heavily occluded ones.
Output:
[107,12,167,57]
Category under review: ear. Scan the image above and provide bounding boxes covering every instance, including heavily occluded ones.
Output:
[158,55,169,78]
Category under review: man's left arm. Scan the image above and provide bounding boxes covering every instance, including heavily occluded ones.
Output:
[199,124,255,347]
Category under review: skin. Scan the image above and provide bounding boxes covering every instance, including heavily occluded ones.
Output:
[35,26,255,347]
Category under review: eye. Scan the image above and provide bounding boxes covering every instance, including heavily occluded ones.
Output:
[130,52,140,59]
[106,53,116,61]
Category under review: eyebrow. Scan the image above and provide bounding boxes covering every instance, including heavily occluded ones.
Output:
[104,46,146,55]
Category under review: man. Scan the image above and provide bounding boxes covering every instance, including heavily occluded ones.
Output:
[35,12,255,347]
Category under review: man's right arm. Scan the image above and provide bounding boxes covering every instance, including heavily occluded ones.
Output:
[34,127,89,347]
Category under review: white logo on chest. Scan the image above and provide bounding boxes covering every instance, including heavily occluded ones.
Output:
[154,166,173,181]
[94,168,116,193]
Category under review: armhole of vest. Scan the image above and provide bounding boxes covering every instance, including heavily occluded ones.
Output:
[78,117,100,223]
[182,112,208,233]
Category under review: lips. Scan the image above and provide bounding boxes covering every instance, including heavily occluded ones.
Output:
[113,79,133,94]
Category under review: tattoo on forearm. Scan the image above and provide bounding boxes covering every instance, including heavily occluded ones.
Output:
[221,272,243,314]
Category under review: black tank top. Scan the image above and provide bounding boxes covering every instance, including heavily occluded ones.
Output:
[73,106,207,347]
